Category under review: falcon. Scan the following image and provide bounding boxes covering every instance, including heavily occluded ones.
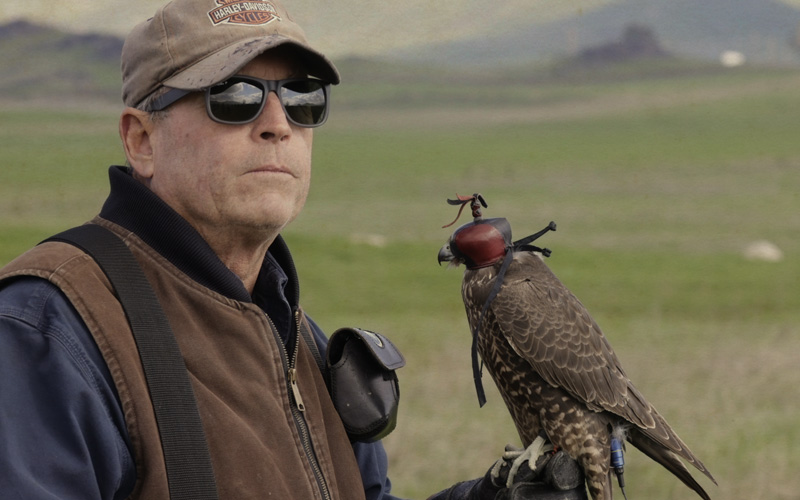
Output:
[437,194,716,500]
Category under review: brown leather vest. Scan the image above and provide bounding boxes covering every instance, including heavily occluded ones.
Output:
[0,219,366,500]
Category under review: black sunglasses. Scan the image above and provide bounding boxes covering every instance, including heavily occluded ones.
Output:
[146,76,331,128]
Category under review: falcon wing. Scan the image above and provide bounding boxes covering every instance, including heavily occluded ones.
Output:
[482,253,658,430]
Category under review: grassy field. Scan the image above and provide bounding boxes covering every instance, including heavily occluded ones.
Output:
[1,64,799,499]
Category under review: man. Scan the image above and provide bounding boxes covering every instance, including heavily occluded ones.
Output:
[0,1,584,499]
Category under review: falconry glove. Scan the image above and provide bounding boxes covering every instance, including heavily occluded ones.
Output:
[426,449,587,500]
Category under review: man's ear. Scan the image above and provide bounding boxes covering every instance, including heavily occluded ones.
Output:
[119,108,155,179]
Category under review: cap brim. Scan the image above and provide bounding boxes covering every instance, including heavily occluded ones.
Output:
[162,34,340,90]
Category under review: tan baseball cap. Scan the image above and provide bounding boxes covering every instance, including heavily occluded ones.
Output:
[121,0,340,108]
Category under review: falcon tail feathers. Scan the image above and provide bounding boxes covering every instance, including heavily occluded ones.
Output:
[628,427,714,500]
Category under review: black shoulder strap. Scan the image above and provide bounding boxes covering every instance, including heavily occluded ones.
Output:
[45,224,219,500]
[297,317,326,374]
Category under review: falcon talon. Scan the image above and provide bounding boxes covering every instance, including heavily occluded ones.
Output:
[439,194,717,500]
[505,434,549,488]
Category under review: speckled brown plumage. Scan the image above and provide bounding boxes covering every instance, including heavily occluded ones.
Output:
[458,251,716,500]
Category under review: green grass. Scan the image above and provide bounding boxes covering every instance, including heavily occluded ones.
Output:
[1,65,799,499]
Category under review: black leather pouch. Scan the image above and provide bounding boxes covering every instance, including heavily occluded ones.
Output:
[326,327,405,442]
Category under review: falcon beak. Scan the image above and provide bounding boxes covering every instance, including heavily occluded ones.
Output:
[438,243,454,266]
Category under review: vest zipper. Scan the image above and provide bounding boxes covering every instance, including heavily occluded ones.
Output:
[288,367,305,412]
[268,309,332,500]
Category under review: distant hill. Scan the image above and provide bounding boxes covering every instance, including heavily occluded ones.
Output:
[393,0,800,67]
[3,0,800,107]
[0,20,123,104]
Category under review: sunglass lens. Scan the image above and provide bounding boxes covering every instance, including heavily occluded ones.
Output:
[280,80,327,126]
[208,79,264,123]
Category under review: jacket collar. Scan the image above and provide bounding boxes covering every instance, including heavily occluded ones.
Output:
[98,166,300,308]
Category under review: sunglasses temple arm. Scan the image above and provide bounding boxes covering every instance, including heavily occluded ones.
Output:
[145,88,193,112]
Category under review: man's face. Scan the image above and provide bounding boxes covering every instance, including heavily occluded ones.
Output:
[145,47,314,243]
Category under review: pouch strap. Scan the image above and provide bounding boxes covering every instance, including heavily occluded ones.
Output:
[297,315,327,379]
[44,224,219,500]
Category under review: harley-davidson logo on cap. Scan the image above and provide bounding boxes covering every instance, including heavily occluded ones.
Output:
[208,0,282,26]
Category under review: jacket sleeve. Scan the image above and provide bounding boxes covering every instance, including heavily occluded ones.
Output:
[0,278,135,500]
[304,315,408,500]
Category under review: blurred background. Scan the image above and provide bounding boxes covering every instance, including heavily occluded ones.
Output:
[1,1,799,498]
